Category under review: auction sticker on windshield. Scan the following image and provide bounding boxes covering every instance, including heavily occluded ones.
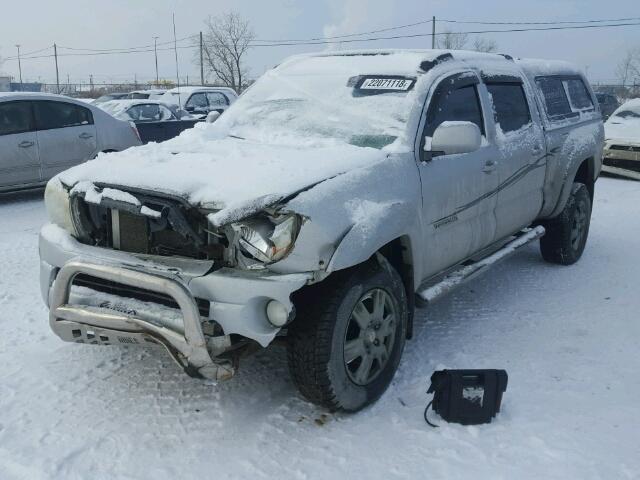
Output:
[357,77,415,91]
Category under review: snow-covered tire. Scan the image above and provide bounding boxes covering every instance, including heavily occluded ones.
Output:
[540,182,592,265]
[287,258,408,412]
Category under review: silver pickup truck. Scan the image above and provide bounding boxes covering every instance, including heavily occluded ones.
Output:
[39,49,603,412]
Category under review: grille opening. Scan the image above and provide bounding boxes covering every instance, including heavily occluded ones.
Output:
[72,273,211,318]
[603,158,640,172]
[609,145,640,152]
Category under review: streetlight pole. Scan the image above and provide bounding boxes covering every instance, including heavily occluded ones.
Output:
[15,45,23,89]
[153,36,160,85]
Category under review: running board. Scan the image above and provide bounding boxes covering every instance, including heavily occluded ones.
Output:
[417,226,546,305]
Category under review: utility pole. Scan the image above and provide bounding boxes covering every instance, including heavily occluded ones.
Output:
[200,31,204,86]
[54,43,60,94]
[172,13,180,92]
[153,36,160,85]
[15,45,23,89]
[431,16,436,49]
[89,74,94,92]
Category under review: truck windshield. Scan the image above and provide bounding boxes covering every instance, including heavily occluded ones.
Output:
[216,60,419,149]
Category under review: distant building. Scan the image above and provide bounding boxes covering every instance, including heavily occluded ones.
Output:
[11,82,42,92]
[0,76,11,92]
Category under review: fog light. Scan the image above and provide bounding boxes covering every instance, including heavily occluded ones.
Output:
[266,300,289,327]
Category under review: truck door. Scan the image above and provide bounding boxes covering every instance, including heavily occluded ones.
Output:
[417,71,499,277]
[482,75,546,239]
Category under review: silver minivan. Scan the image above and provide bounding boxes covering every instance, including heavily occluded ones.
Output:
[0,93,141,193]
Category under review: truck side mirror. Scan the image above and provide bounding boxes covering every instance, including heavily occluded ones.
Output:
[427,121,482,157]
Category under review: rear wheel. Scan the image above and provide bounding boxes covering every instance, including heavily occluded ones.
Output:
[287,258,407,412]
[540,182,592,265]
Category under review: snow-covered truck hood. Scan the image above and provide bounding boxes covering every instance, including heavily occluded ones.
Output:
[58,128,386,225]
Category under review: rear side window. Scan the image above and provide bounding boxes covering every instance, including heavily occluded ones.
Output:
[565,79,593,110]
[486,83,531,133]
[206,92,228,107]
[536,78,573,119]
[34,101,94,130]
[0,101,33,136]
[427,85,485,136]
[186,93,208,109]
[536,76,595,121]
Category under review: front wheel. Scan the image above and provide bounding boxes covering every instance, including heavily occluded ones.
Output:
[540,182,592,265]
[287,258,408,412]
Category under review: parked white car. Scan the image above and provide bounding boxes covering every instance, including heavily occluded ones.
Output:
[0,93,142,193]
[160,86,237,117]
[99,99,180,122]
[603,98,640,179]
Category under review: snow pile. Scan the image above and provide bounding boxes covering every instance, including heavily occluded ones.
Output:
[71,181,141,206]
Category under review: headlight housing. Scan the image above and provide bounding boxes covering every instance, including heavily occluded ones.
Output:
[233,213,300,265]
[44,177,76,235]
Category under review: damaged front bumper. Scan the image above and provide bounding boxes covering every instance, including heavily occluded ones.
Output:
[40,224,311,380]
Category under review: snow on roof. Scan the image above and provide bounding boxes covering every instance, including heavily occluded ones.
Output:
[129,89,166,95]
[164,86,237,97]
[515,57,584,77]
[0,92,100,106]
[278,48,510,76]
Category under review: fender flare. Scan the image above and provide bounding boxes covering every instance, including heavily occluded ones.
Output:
[547,157,594,219]
[326,201,414,273]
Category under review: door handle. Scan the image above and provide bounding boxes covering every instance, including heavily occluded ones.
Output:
[482,160,497,173]
[79,132,93,139]
[18,140,35,148]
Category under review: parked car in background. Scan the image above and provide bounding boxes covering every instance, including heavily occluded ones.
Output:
[160,86,238,118]
[602,98,640,179]
[0,93,141,193]
[99,99,202,143]
[596,93,620,120]
[92,92,130,105]
[127,89,167,100]
[40,50,602,411]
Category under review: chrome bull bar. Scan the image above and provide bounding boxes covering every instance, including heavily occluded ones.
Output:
[49,260,234,381]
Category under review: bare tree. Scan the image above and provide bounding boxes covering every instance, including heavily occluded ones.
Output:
[200,12,255,92]
[616,48,640,87]
[472,37,498,53]
[436,30,469,50]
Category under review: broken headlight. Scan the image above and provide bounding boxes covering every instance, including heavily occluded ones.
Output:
[44,177,77,235]
[233,214,300,264]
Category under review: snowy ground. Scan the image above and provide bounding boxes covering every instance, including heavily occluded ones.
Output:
[1,177,639,480]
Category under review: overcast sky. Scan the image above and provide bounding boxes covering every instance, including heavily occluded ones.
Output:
[1,0,638,86]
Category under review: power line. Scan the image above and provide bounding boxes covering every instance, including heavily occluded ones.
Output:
[253,19,434,42]
[56,34,197,53]
[5,18,640,62]
[252,16,640,43]
[249,21,640,47]
[4,44,53,60]
[438,16,640,26]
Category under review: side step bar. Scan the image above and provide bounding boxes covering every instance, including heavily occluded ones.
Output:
[417,226,546,305]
